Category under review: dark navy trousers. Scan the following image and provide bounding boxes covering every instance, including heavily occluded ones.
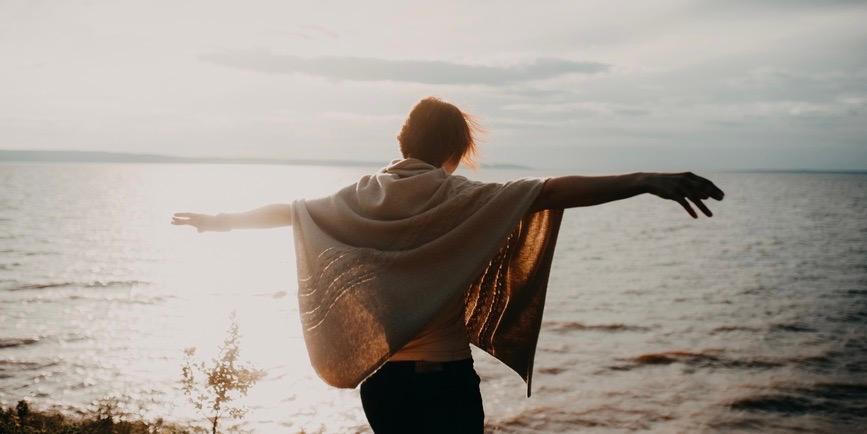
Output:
[359,358,485,433]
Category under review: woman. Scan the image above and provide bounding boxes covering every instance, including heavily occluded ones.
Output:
[172,96,724,433]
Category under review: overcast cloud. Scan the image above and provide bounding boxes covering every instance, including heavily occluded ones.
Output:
[1,0,865,170]
[199,52,610,85]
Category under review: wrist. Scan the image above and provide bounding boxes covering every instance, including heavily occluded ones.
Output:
[214,213,233,231]
[631,172,652,195]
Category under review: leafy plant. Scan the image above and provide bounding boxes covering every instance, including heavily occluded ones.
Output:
[180,312,265,434]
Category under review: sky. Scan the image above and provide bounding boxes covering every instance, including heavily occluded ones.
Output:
[2,0,866,171]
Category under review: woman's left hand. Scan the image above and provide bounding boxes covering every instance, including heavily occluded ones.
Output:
[171,212,229,232]
[644,172,725,218]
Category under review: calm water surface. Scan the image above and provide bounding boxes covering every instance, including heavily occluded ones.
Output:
[1,163,865,433]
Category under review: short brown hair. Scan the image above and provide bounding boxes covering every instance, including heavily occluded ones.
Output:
[397,97,481,169]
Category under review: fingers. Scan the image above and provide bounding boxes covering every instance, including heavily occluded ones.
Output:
[710,184,725,201]
[698,179,725,201]
[687,195,713,217]
[675,197,697,219]
[664,173,722,218]
[678,183,713,218]
[171,213,200,228]
[686,173,725,201]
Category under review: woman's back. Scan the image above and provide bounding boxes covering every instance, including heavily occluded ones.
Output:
[388,288,472,362]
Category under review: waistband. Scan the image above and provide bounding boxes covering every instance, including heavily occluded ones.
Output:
[382,358,474,374]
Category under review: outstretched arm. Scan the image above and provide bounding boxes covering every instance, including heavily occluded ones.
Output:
[529,172,725,218]
[171,203,293,232]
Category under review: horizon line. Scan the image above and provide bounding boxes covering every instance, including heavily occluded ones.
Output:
[0,149,533,170]
[1,149,866,174]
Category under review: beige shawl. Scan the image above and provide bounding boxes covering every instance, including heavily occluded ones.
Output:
[290,157,563,397]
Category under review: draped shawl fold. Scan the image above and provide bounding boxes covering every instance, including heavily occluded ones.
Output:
[289,157,563,397]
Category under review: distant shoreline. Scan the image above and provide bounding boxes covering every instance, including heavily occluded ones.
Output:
[0,149,532,170]
[2,150,866,174]
[722,168,867,175]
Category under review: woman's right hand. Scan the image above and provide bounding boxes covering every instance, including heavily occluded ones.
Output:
[171,212,230,232]
[644,172,725,218]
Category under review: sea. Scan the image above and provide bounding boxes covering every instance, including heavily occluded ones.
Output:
[1,162,865,433]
